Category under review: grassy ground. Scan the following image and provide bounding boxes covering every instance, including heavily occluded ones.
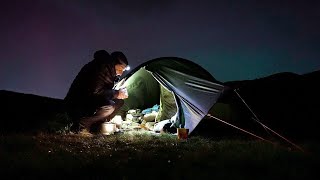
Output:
[0,131,319,180]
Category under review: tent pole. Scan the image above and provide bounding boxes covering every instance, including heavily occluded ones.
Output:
[234,89,270,134]
[234,89,265,124]
[206,114,275,145]
[233,89,304,152]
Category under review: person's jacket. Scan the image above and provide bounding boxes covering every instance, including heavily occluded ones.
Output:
[64,55,119,108]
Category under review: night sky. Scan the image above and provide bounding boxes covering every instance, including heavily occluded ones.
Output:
[1,0,319,99]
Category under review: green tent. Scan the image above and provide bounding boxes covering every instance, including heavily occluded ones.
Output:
[115,57,225,134]
[113,57,304,151]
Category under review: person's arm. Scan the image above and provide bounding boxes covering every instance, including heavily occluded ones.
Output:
[99,88,127,100]
[116,88,128,99]
[100,88,119,100]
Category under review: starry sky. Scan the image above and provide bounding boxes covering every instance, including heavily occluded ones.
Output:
[1,0,319,99]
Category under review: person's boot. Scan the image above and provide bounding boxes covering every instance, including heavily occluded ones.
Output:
[69,123,79,134]
[79,128,93,137]
[78,124,93,137]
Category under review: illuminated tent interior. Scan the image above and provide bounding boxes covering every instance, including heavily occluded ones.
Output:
[114,57,225,134]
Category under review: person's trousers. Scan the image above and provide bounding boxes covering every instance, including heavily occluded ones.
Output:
[79,99,124,131]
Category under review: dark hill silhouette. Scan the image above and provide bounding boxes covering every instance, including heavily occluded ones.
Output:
[0,90,67,133]
[195,70,320,141]
[1,70,319,141]
[232,71,320,141]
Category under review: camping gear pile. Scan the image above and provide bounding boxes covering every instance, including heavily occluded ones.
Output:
[112,104,163,132]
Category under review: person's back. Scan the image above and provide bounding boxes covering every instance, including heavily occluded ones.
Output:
[64,50,129,134]
[65,50,114,102]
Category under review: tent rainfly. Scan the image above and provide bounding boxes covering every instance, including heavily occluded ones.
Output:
[114,57,225,134]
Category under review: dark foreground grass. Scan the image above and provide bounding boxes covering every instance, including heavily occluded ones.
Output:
[0,131,319,180]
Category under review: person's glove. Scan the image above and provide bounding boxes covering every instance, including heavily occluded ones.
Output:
[117,88,128,99]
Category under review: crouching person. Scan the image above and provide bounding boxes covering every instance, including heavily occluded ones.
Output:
[64,50,129,136]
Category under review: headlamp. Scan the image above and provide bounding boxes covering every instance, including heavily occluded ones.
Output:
[125,65,130,71]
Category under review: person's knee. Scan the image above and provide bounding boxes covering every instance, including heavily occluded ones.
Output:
[98,105,116,118]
